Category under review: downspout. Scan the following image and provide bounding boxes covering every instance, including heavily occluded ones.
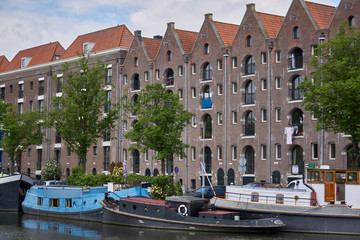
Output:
[184,57,189,191]
[319,33,325,166]
[223,49,229,185]
[115,58,119,163]
[46,67,53,163]
[267,42,273,183]
[118,63,123,163]
[149,63,154,175]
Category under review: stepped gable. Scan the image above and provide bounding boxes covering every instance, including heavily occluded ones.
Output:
[175,29,198,53]
[4,42,65,72]
[257,12,284,38]
[0,55,10,73]
[305,1,336,29]
[143,37,162,59]
[213,21,239,46]
[60,25,134,60]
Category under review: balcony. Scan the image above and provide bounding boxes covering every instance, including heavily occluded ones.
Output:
[244,93,255,105]
[243,124,255,136]
[289,88,303,101]
[244,63,255,75]
[202,98,212,109]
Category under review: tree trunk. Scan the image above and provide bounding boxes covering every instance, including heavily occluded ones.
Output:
[352,140,360,169]
[161,159,165,175]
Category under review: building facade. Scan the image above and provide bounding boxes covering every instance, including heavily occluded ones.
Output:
[0,0,358,188]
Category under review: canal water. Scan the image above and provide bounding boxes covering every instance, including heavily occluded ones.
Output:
[0,212,358,240]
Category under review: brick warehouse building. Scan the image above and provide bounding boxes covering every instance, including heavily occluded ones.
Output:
[0,0,359,189]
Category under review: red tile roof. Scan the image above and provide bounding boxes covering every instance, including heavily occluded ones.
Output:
[257,12,284,38]
[305,1,336,29]
[214,21,239,46]
[0,55,10,72]
[143,37,162,59]
[175,29,198,53]
[60,25,134,60]
[4,42,65,72]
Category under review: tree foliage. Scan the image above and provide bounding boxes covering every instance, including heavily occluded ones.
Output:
[123,83,192,174]
[50,55,119,171]
[41,159,61,180]
[2,110,44,173]
[300,24,360,168]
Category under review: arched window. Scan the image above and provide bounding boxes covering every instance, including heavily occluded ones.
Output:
[291,75,303,100]
[153,168,159,176]
[203,147,212,174]
[204,43,209,54]
[132,74,140,91]
[293,26,299,39]
[133,150,140,173]
[203,63,212,81]
[167,50,172,61]
[217,168,224,186]
[244,112,255,136]
[145,168,151,176]
[272,171,281,184]
[92,168,97,175]
[227,168,235,185]
[291,145,303,175]
[291,109,304,136]
[166,156,173,174]
[132,95,138,116]
[244,81,255,104]
[202,85,212,109]
[290,48,303,69]
[27,168,31,176]
[66,168,70,177]
[244,56,255,75]
[245,146,255,174]
[202,114,212,139]
[348,16,355,27]
[246,35,252,47]
[165,68,174,86]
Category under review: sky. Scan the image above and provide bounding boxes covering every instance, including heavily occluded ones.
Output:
[0,0,340,61]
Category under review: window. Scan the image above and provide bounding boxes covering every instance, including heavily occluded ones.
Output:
[124,75,128,84]
[275,108,281,122]
[246,35,252,47]
[232,82,237,94]
[50,198,60,208]
[28,148,32,157]
[10,85,13,93]
[275,77,281,89]
[232,111,237,124]
[217,146,222,160]
[67,147,71,156]
[155,70,160,80]
[312,143,318,159]
[103,128,110,141]
[106,68,112,84]
[217,84,223,95]
[191,64,196,74]
[217,60,222,70]
[261,79,267,90]
[202,114,212,139]
[244,81,255,104]
[18,83,24,99]
[329,143,335,159]
[178,89,183,99]
[144,71,149,81]
[192,115,197,127]
[276,51,281,63]
[261,52,267,64]
[167,50,172,61]
[38,81,44,95]
[66,199,72,208]
[191,147,196,160]
[123,149,128,161]
[261,109,266,122]
[145,150,149,161]
[276,194,284,204]
[201,85,212,109]
[21,57,31,68]
[134,57,139,67]
[178,66,183,76]
[37,149,42,170]
[244,111,255,136]
[290,48,303,69]
[261,145,266,160]
[37,197,43,206]
[191,87,196,98]
[276,144,281,160]
[103,146,110,171]
[18,103,23,114]
[203,63,212,81]
[165,69,174,86]
[244,56,255,75]
[93,146,98,155]
[232,57,237,68]
[293,26,299,39]
[38,100,44,114]
[311,45,318,56]
[251,192,259,202]
[57,77,63,93]
[29,101,33,112]
[348,16,355,27]
[0,87,5,99]
[204,43,209,54]
[291,76,304,100]
[232,146,237,160]
[104,91,111,113]
[217,112,223,125]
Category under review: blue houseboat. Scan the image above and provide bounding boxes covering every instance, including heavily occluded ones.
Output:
[22,185,107,221]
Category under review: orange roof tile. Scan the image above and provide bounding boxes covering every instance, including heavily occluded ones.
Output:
[175,29,198,53]
[214,21,239,46]
[143,37,162,59]
[0,55,10,72]
[4,42,65,72]
[306,1,336,29]
[257,12,284,38]
[61,25,134,60]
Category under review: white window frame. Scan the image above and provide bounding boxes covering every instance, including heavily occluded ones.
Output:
[178,66,183,76]
[261,145,267,160]
[232,111,237,124]
[232,57,237,68]
[261,109,267,122]
[123,149,128,161]
[191,64,196,75]
[217,146,222,160]
[261,79,267,90]
[312,143,319,159]
[155,70,160,80]
[217,112,223,125]
[261,52,267,64]
[275,77,281,89]
[217,59,223,70]
[178,89,183,99]
[329,143,336,160]
[275,144,281,160]
[275,108,281,122]
[191,87,196,98]
[232,145,237,160]
[191,147,196,160]
[192,115,197,127]
[145,150,149,161]
[276,51,281,63]
[311,45,318,56]
[144,71,149,81]
[124,75,128,85]
[217,84,223,95]
[232,82,237,94]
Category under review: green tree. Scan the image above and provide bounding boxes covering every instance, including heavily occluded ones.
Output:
[41,159,61,180]
[123,83,192,174]
[50,55,119,171]
[300,24,360,168]
[2,110,44,173]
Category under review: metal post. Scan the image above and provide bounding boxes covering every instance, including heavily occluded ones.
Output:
[319,33,325,166]
[267,42,274,183]
[223,49,229,185]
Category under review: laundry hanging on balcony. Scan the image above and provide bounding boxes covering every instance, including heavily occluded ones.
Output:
[284,127,294,145]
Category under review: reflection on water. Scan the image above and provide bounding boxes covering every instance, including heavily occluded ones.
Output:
[0,212,359,240]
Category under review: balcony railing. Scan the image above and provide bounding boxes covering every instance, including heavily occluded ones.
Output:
[201,98,212,109]
[289,88,303,100]
[244,93,255,104]
[244,63,255,75]
[202,69,212,81]
[243,124,255,136]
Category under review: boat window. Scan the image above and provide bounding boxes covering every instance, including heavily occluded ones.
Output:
[50,198,59,208]
[37,197,43,206]
[307,170,320,182]
[276,194,284,204]
[346,172,358,184]
[83,201,86,206]
[326,172,334,182]
[66,199,72,208]
[335,172,345,184]
[133,205,137,210]
[251,192,259,202]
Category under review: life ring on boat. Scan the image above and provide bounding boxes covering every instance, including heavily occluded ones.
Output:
[178,204,187,215]
[294,195,300,201]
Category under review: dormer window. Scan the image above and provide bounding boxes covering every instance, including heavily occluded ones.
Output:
[83,42,95,54]
[204,43,209,54]
[21,57,31,68]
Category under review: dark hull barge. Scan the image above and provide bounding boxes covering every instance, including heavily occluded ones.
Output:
[101,194,285,233]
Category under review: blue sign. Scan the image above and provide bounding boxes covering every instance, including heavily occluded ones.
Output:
[174,166,179,173]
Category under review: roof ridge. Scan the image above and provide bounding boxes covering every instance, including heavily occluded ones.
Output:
[77,25,126,38]
[305,0,336,8]
[175,28,198,34]
[213,20,239,27]
[18,41,59,53]
[256,11,284,18]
